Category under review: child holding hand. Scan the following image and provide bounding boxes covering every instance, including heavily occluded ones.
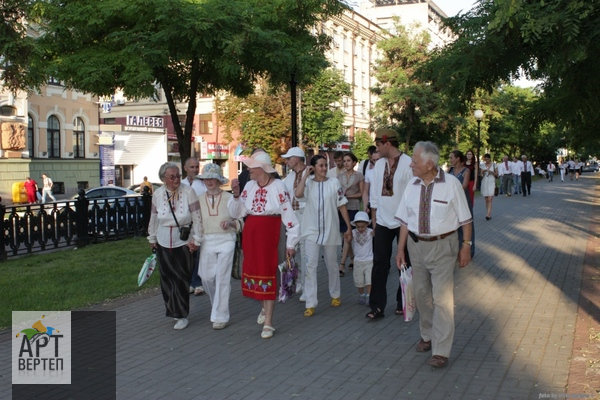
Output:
[350,211,373,305]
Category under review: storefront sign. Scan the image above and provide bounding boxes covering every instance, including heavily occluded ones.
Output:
[200,142,229,160]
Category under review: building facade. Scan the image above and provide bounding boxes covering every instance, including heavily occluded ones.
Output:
[0,83,100,202]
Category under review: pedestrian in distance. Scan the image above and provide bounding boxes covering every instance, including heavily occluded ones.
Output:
[395,141,473,368]
[41,173,57,203]
[479,154,497,220]
[148,162,203,330]
[24,177,39,204]
[295,154,352,317]
[547,161,556,182]
[448,150,475,258]
[228,151,299,339]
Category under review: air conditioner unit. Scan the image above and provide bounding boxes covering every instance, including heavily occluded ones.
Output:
[39,151,48,158]
[115,99,125,105]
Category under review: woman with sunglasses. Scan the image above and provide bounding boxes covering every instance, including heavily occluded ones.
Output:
[148,162,203,330]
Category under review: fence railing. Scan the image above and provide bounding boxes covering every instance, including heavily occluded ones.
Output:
[0,189,152,260]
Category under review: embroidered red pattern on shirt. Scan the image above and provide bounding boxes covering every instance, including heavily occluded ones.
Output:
[418,183,435,234]
[251,187,268,213]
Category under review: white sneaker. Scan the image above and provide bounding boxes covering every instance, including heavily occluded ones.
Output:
[189,286,195,294]
[174,318,189,330]
[257,308,266,324]
[212,322,227,330]
[194,286,205,296]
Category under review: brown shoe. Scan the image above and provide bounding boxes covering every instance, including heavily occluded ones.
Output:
[416,339,432,352]
[427,355,448,368]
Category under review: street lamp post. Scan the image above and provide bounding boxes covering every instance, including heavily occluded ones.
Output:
[474,109,484,165]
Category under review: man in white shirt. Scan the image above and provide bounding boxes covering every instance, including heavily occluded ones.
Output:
[395,141,472,368]
[366,129,413,320]
[498,156,513,196]
[181,157,207,295]
[282,147,308,298]
[327,151,345,179]
[521,155,534,196]
[511,156,523,194]
[546,161,556,182]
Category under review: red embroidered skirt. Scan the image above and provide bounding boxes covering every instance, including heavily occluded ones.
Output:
[241,215,281,300]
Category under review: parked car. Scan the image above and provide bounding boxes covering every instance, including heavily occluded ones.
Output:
[127,182,162,194]
[581,162,599,173]
[79,186,138,199]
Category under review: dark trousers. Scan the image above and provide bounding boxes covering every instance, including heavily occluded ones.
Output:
[370,224,410,313]
[521,172,532,195]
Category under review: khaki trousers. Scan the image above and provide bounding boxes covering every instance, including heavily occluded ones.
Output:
[407,231,459,358]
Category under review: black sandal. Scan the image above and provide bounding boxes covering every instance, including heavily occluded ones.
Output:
[339,263,345,277]
[366,308,385,320]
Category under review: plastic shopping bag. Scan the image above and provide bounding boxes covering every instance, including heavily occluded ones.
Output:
[138,252,157,286]
[399,264,416,322]
[278,256,298,303]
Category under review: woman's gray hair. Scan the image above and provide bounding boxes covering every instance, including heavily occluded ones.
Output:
[158,162,180,182]
[414,141,440,166]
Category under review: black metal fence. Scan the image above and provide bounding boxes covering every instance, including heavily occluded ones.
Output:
[0,189,152,260]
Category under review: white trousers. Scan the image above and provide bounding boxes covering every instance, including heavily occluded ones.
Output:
[407,232,458,358]
[303,240,340,308]
[294,209,306,289]
[198,234,236,323]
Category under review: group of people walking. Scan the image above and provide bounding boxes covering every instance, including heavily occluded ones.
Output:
[147,134,476,369]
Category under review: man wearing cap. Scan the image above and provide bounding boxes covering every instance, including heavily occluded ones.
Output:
[365,128,413,320]
[282,147,309,299]
[395,141,472,368]
[181,157,207,295]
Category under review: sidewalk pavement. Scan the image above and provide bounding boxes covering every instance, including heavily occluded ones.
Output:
[3,173,599,399]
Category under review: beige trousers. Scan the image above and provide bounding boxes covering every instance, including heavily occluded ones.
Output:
[407,231,459,358]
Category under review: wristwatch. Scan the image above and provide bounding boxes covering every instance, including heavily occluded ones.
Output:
[462,240,472,246]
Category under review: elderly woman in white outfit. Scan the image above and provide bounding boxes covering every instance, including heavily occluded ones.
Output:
[197,163,242,330]
[295,155,352,317]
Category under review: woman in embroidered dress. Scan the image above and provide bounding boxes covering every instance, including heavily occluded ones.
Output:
[197,163,242,330]
[148,162,203,330]
[449,150,475,258]
[296,155,353,317]
[229,151,299,339]
[479,153,498,220]
[337,152,364,277]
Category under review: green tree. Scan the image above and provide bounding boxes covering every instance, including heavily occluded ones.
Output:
[300,68,351,153]
[371,21,453,152]
[423,0,600,151]
[216,80,291,162]
[351,130,373,162]
[25,0,346,163]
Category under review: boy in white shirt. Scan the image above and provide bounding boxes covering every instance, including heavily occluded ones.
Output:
[350,212,374,305]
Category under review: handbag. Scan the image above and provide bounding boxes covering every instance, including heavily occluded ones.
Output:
[399,264,416,322]
[138,252,157,286]
[278,256,298,303]
[167,194,192,240]
[231,232,242,280]
[494,185,499,197]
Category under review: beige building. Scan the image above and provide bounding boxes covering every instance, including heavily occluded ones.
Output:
[359,0,453,49]
[0,83,100,203]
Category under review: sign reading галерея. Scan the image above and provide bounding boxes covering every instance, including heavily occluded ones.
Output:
[12,312,71,385]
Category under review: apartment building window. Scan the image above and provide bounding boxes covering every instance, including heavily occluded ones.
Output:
[0,105,16,116]
[28,115,34,158]
[47,115,60,158]
[73,117,85,158]
[48,76,62,86]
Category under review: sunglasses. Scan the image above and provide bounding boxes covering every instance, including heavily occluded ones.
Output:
[167,174,181,180]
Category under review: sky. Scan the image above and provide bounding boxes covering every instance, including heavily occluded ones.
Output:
[432,0,478,17]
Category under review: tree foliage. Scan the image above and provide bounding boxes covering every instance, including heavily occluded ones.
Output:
[371,21,454,152]
[216,80,291,162]
[19,0,346,163]
[422,0,600,151]
[352,130,373,161]
[300,68,351,152]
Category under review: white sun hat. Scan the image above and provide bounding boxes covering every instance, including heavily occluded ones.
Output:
[351,211,371,226]
[243,151,276,174]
